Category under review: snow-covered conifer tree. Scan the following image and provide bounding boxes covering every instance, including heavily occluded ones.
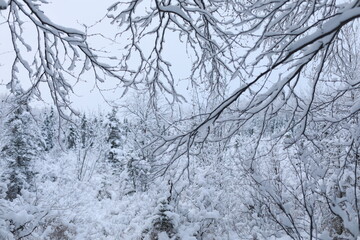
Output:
[142,198,179,240]
[66,124,78,150]
[1,101,42,200]
[105,107,124,173]
[41,107,56,151]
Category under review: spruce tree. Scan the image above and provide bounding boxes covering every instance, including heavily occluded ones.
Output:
[142,198,179,240]
[80,114,88,149]
[1,102,42,200]
[66,124,78,150]
[105,107,123,172]
[127,156,150,192]
[41,107,56,151]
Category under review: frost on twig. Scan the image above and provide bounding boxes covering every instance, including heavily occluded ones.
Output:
[0,0,8,10]
[4,0,360,170]
[4,0,127,118]
[109,0,360,171]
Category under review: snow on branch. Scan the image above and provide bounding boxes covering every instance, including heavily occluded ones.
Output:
[4,0,360,171]
[136,0,360,169]
[5,0,129,118]
[0,0,8,10]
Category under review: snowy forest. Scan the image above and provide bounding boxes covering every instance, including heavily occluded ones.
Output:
[1,0,360,239]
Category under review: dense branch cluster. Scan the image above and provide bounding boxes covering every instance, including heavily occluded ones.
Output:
[105,0,360,165]
[1,0,359,135]
[1,0,360,239]
[2,0,129,117]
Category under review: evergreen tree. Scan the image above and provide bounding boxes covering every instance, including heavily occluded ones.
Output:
[80,114,88,149]
[105,107,123,173]
[127,156,150,192]
[142,198,179,240]
[66,124,78,150]
[1,102,42,201]
[41,107,56,151]
[66,114,93,151]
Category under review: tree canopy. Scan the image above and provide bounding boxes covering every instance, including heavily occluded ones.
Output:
[1,0,360,161]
